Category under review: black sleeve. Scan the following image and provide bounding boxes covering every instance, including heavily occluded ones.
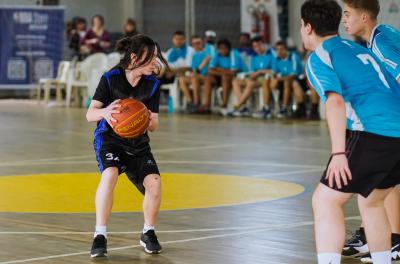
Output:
[146,87,160,113]
[92,76,110,105]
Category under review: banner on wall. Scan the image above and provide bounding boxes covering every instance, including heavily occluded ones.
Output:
[0,6,65,89]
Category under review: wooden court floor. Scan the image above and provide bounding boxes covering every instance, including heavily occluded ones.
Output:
[0,100,365,264]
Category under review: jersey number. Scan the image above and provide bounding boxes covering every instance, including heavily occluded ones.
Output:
[357,54,390,88]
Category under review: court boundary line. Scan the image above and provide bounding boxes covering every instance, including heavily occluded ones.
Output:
[0,216,361,264]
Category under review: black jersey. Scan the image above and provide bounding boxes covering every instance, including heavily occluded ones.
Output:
[92,67,160,153]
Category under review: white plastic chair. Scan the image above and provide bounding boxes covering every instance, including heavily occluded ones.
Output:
[36,61,70,104]
[66,53,108,107]
[107,52,121,70]
[160,78,180,112]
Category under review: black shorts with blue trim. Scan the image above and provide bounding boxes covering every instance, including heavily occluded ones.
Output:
[320,130,400,198]
[94,137,160,195]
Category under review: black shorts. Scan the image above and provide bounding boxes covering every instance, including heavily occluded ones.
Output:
[95,143,160,195]
[320,130,400,197]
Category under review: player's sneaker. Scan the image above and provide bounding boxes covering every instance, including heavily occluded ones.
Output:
[140,230,162,254]
[252,107,272,119]
[357,243,400,263]
[342,229,368,257]
[228,105,251,117]
[90,234,107,258]
[277,107,289,119]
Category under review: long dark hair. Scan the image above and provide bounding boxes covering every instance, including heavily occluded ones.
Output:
[116,34,169,74]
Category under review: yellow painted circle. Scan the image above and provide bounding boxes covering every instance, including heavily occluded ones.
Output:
[0,173,304,213]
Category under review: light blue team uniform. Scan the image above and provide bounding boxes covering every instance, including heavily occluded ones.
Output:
[368,24,400,80]
[274,51,304,77]
[249,49,275,72]
[191,44,216,76]
[166,43,189,63]
[306,36,400,138]
[209,48,248,72]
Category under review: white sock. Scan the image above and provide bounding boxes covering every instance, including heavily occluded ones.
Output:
[317,252,341,264]
[371,251,391,264]
[263,105,270,110]
[94,225,107,238]
[143,223,155,234]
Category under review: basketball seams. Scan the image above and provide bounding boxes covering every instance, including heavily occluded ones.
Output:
[111,99,150,138]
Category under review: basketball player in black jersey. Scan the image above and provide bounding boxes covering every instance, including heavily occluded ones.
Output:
[86,35,169,258]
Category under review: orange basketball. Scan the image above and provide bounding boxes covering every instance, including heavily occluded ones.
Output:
[111,98,150,139]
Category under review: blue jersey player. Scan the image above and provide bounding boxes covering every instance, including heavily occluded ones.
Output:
[301,1,400,264]
[342,0,400,261]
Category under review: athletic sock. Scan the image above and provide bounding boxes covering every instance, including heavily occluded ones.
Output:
[371,251,391,264]
[94,225,107,238]
[263,105,270,110]
[143,223,155,234]
[317,252,341,264]
[392,233,400,246]
[359,227,365,236]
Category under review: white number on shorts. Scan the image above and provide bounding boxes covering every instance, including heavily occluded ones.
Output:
[106,153,119,161]
[357,54,390,88]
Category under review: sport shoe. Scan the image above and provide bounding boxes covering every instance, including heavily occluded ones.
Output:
[219,107,229,117]
[252,107,272,119]
[140,230,162,254]
[228,105,251,117]
[342,229,368,257]
[277,107,289,119]
[197,104,211,114]
[357,243,400,263]
[392,243,400,261]
[90,235,107,258]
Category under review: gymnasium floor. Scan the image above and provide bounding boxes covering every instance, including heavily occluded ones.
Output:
[0,100,364,264]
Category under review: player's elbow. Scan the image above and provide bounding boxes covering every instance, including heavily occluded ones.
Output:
[326,92,345,108]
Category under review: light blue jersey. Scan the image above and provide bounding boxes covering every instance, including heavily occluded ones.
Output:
[191,50,209,76]
[274,51,304,77]
[166,43,189,63]
[306,36,400,137]
[250,49,274,72]
[209,49,248,72]
[368,24,400,80]
[205,43,216,58]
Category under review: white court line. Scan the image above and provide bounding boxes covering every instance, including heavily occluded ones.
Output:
[0,216,361,264]
[0,144,241,168]
[0,160,324,169]
[251,168,324,178]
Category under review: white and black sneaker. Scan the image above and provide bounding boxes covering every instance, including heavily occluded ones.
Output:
[342,229,369,257]
[140,230,162,254]
[90,234,107,258]
[357,243,400,263]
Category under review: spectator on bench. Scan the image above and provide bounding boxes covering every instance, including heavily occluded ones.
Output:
[203,39,248,115]
[229,36,275,118]
[271,41,306,119]
[80,15,111,56]
[158,31,193,85]
[178,35,213,113]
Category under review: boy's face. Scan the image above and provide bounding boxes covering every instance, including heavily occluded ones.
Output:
[218,45,229,56]
[275,44,287,59]
[342,4,365,37]
[172,35,186,48]
[252,41,265,55]
[191,38,204,52]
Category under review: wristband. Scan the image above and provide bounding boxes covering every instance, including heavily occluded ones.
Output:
[331,151,349,157]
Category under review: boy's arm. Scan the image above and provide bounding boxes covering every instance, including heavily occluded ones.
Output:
[325,92,352,189]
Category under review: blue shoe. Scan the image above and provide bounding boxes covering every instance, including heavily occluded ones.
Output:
[252,107,272,119]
